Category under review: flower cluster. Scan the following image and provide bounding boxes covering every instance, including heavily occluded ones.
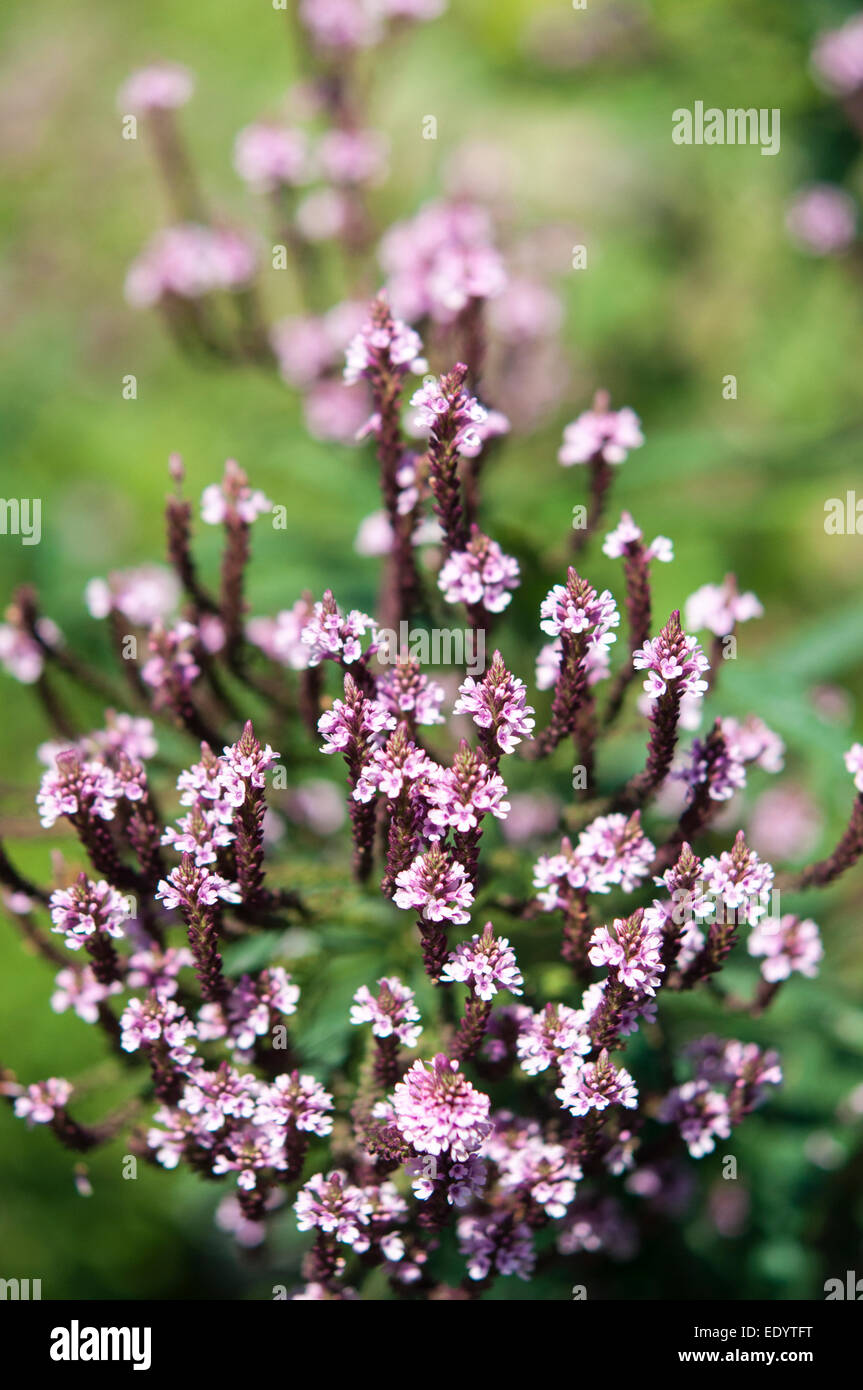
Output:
[2,20,859,1303]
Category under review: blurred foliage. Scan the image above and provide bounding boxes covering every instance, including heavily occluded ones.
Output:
[1,0,862,1300]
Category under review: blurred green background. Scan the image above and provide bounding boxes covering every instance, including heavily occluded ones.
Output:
[1,0,863,1300]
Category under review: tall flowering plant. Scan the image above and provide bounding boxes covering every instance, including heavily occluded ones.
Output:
[1,5,861,1301]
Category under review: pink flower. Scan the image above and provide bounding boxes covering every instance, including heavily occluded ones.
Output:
[49,877,129,949]
[319,129,389,186]
[247,601,313,671]
[125,225,256,307]
[786,185,857,256]
[295,1171,373,1243]
[516,1003,591,1075]
[392,1053,491,1157]
[255,1072,334,1135]
[381,200,506,324]
[748,914,823,982]
[603,512,673,563]
[684,576,763,638]
[633,614,709,701]
[200,460,272,526]
[344,298,425,385]
[454,651,535,754]
[85,565,180,626]
[233,124,310,191]
[13,1078,72,1126]
[559,399,644,466]
[441,922,523,1000]
[556,1051,638,1117]
[812,14,863,96]
[588,911,664,995]
[438,531,520,614]
[302,591,377,667]
[393,847,474,924]
[51,966,122,1023]
[350,977,422,1047]
[118,64,194,112]
[156,862,241,911]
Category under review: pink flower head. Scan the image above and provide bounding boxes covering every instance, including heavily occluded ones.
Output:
[120,995,197,1064]
[85,564,180,627]
[441,922,523,1000]
[319,129,389,186]
[454,650,535,754]
[658,1079,732,1158]
[118,64,194,112]
[353,725,435,803]
[786,185,857,257]
[233,124,310,191]
[812,14,863,96]
[295,1170,373,1244]
[534,812,654,909]
[438,529,520,614]
[298,0,382,54]
[13,1078,72,1126]
[51,966,122,1023]
[559,395,644,466]
[410,368,487,455]
[222,968,300,1053]
[702,831,774,927]
[350,977,422,1047]
[156,857,242,912]
[141,620,201,707]
[588,909,665,996]
[223,720,279,789]
[540,573,619,648]
[748,914,823,983]
[603,512,673,563]
[457,1211,535,1281]
[377,659,446,727]
[684,576,763,638]
[200,459,272,526]
[516,1003,591,1075]
[381,200,506,324]
[37,749,121,828]
[247,601,313,671]
[318,689,394,756]
[633,611,709,701]
[393,845,475,924]
[344,294,425,385]
[302,590,377,666]
[255,1072,334,1135]
[125,225,256,307]
[423,741,510,836]
[556,1050,639,1117]
[392,1053,491,1158]
[49,875,129,949]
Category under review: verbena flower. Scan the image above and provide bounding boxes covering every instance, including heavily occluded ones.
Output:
[350,977,422,1047]
[559,400,644,466]
[438,530,520,614]
[441,922,523,1000]
[454,650,535,755]
[748,914,823,982]
[391,1054,491,1158]
[393,846,474,924]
